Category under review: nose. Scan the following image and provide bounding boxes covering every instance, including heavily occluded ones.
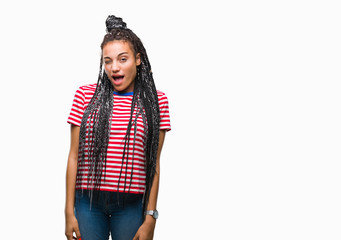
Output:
[111,61,120,72]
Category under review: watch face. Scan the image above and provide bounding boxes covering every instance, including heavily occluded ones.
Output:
[153,210,159,219]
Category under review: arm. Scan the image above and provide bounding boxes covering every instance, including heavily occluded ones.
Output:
[65,124,82,240]
[133,130,166,240]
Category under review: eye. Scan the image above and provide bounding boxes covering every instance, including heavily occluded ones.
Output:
[120,57,127,62]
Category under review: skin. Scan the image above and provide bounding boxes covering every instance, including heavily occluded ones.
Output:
[65,125,81,240]
[103,40,141,93]
[65,40,165,240]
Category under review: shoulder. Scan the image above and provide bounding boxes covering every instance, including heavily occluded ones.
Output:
[156,90,166,96]
[156,90,168,100]
[156,90,170,106]
[71,83,97,105]
[75,83,97,97]
[77,83,97,93]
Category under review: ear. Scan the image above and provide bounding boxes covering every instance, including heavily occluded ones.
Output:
[135,53,141,66]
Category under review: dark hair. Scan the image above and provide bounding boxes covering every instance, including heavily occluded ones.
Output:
[78,15,160,212]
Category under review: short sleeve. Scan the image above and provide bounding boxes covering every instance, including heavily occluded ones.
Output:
[158,91,171,131]
[67,88,86,127]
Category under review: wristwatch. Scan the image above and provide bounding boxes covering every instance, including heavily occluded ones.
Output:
[145,210,159,219]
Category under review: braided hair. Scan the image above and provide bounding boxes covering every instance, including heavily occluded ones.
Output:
[78,15,160,212]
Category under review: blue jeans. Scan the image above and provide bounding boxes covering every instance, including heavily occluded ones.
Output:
[75,190,144,240]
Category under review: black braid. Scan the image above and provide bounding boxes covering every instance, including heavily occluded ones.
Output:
[78,59,113,193]
[77,15,160,213]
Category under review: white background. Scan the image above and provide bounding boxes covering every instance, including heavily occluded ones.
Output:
[0,0,340,239]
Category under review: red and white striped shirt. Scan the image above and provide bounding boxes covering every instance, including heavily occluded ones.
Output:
[67,83,171,193]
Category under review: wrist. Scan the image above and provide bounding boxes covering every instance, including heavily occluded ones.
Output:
[144,215,156,225]
[65,207,75,216]
[145,209,159,220]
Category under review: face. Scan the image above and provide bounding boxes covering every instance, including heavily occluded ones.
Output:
[103,40,141,93]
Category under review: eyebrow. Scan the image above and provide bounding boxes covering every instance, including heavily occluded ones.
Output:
[103,52,129,59]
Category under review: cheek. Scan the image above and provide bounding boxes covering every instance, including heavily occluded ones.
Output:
[104,65,109,72]
[104,65,111,76]
[126,64,137,77]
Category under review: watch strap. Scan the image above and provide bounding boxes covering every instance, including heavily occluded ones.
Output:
[145,210,158,219]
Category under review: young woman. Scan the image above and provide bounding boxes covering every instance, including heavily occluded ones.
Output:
[65,15,171,240]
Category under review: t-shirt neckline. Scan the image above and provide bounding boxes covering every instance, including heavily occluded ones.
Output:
[113,91,134,96]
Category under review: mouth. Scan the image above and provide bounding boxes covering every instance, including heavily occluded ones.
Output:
[112,75,124,84]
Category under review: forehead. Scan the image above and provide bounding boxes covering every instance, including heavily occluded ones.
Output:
[102,40,135,57]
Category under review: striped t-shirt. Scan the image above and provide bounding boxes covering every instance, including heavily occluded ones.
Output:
[67,83,171,194]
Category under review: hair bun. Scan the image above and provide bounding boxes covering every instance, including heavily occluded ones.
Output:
[106,15,127,32]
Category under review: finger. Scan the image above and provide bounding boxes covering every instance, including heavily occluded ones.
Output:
[65,232,74,240]
[132,234,139,240]
[75,227,82,240]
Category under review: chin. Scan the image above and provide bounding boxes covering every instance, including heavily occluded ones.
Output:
[114,86,128,92]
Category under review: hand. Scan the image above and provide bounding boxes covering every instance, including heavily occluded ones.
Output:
[65,213,81,240]
[133,216,156,240]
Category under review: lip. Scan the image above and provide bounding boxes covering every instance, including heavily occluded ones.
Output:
[112,74,124,78]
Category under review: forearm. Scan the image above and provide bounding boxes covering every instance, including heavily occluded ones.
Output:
[65,125,80,216]
[145,165,160,223]
[145,130,166,221]
[65,157,78,215]
[146,170,160,210]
